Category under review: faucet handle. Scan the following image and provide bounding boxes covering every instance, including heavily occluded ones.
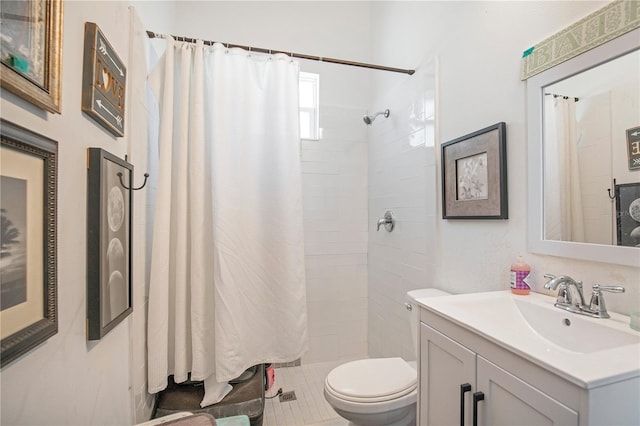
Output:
[588,285,625,319]
[593,284,625,293]
[543,274,556,290]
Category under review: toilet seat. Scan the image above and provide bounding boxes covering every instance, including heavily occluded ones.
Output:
[325,358,417,403]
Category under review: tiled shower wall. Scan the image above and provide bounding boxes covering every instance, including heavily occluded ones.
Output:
[367,62,437,362]
[301,105,369,364]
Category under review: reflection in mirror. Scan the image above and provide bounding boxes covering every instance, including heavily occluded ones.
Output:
[527,28,640,267]
[543,49,640,247]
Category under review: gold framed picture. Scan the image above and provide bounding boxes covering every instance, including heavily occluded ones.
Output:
[0,0,63,113]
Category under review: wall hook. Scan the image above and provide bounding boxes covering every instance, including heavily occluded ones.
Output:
[607,178,617,200]
[118,172,149,191]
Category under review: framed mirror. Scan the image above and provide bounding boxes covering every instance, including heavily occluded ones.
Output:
[527,28,640,266]
[527,25,640,266]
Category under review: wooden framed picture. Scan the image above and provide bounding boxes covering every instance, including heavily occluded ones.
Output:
[86,148,132,340]
[82,22,126,137]
[627,126,640,171]
[1,119,58,367]
[615,182,640,247]
[0,0,63,113]
[441,122,508,219]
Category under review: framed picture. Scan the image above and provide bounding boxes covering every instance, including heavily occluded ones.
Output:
[1,119,57,367]
[627,126,640,171]
[441,122,508,219]
[0,0,63,113]
[81,22,126,137]
[615,182,640,248]
[86,148,132,340]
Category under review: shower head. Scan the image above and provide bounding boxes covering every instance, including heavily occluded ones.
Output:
[363,109,390,125]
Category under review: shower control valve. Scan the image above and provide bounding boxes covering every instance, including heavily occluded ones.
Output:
[376,210,395,232]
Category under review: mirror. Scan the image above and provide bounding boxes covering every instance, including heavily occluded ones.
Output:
[543,48,639,245]
[527,28,640,267]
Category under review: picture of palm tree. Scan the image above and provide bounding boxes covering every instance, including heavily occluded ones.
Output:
[1,209,20,255]
[1,176,27,311]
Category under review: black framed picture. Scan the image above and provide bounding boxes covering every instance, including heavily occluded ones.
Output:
[615,182,640,247]
[441,122,508,219]
[1,119,58,367]
[86,148,132,340]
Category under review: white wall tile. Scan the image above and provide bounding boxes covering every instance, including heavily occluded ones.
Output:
[301,105,369,363]
[366,58,437,359]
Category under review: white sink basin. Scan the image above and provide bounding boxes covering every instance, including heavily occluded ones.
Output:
[514,298,640,353]
[414,290,640,388]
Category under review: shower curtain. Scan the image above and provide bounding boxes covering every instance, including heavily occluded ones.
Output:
[146,38,308,401]
[544,96,585,242]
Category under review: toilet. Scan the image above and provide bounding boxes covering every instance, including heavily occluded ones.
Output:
[324,288,450,426]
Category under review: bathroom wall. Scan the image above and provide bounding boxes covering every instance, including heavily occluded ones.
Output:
[366,62,437,361]
[368,0,640,361]
[577,93,616,245]
[135,1,373,365]
[0,1,150,424]
[3,2,637,424]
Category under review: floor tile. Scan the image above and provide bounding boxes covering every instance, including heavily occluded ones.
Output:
[263,361,347,426]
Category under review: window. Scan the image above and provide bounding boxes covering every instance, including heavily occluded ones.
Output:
[299,72,319,140]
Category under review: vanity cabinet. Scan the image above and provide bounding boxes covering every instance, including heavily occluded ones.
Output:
[419,323,577,426]
[417,305,639,426]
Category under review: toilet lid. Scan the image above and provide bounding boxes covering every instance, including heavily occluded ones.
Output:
[325,358,417,403]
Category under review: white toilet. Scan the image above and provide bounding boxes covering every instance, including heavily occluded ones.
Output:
[324,288,450,426]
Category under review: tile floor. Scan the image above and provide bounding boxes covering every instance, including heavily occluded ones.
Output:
[263,361,349,426]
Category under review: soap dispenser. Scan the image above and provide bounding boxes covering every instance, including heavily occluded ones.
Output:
[510,256,531,295]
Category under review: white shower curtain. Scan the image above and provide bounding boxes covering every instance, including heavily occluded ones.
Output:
[544,96,585,242]
[147,38,308,398]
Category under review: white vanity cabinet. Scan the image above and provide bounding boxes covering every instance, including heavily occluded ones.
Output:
[419,322,577,426]
[418,306,639,426]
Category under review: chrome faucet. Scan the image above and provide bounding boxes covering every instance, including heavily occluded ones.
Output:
[543,274,586,312]
[544,274,625,318]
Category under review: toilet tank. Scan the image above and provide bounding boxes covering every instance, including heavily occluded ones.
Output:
[406,289,451,360]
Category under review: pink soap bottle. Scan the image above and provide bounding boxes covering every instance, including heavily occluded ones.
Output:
[510,256,531,295]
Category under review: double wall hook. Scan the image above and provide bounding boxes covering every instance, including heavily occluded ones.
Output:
[118,172,149,191]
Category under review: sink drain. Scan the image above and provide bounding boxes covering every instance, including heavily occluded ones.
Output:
[563,318,571,326]
[279,390,297,402]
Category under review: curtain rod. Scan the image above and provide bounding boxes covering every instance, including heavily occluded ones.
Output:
[545,92,579,102]
[146,31,415,76]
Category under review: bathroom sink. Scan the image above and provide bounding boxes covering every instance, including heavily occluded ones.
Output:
[513,298,640,353]
[414,290,640,388]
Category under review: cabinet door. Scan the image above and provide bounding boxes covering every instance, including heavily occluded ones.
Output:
[420,323,476,426]
[476,356,578,426]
